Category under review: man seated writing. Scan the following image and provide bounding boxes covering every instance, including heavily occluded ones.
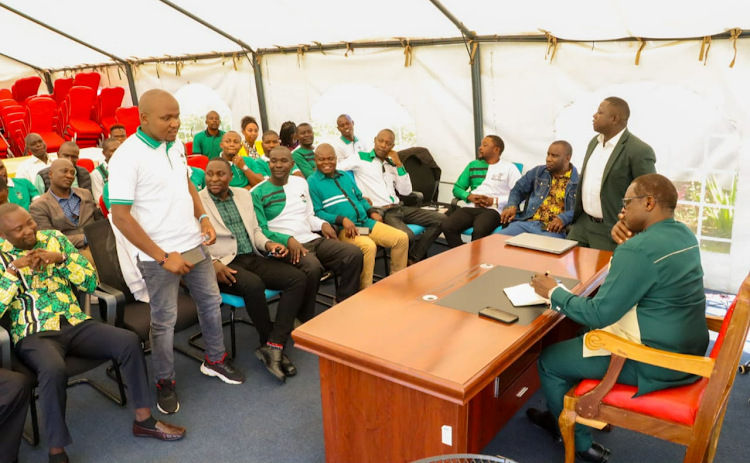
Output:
[499,140,579,238]
[308,144,409,289]
[29,159,103,265]
[526,173,708,463]
[338,129,445,264]
[442,135,521,247]
[252,147,363,323]
[35,141,92,195]
[0,204,185,463]
[200,158,309,382]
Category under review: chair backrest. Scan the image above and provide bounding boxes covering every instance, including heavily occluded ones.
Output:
[184,141,193,156]
[66,86,96,120]
[513,162,523,173]
[115,106,139,135]
[77,158,95,173]
[187,154,209,171]
[12,76,41,102]
[0,88,12,100]
[73,72,101,92]
[99,195,109,218]
[403,154,440,203]
[83,219,136,303]
[97,87,125,120]
[53,78,74,106]
[27,97,57,133]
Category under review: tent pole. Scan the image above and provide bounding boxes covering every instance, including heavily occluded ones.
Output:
[252,53,270,132]
[427,0,475,39]
[43,71,54,94]
[124,64,139,106]
[470,45,484,156]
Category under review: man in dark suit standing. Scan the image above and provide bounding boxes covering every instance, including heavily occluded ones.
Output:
[567,97,656,251]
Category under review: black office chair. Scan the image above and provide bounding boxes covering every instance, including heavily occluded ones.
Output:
[399,147,442,206]
[0,290,126,446]
[83,219,206,364]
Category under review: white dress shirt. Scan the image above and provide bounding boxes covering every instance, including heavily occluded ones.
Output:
[14,153,57,183]
[338,152,412,208]
[581,128,626,218]
[333,136,370,161]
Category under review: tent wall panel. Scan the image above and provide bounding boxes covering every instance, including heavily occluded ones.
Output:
[0,56,39,92]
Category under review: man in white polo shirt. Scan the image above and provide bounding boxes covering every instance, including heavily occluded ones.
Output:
[14,133,57,183]
[109,89,245,416]
[332,114,370,161]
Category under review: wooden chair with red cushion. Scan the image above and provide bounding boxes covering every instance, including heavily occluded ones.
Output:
[559,273,750,463]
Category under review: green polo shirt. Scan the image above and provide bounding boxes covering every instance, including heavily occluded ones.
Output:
[292,147,316,178]
[192,129,225,159]
[7,177,40,210]
[229,161,250,188]
[210,189,253,255]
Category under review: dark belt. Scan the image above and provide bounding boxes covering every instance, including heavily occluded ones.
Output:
[589,215,604,223]
[381,203,401,210]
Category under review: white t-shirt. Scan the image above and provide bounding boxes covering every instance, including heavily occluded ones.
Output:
[253,176,325,244]
[14,153,57,183]
[467,159,521,213]
[108,130,202,261]
[332,136,370,161]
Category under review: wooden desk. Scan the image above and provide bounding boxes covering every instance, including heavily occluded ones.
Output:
[292,235,612,462]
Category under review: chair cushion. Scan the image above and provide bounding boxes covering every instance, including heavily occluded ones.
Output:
[220,290,281,308]
[407,224,426,235]
[574,377,708,425]
[68,118,102,135]
[123,293,198,341]
[462,225,504,236]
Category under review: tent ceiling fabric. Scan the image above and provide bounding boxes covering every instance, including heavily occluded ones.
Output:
[2,0,749,70]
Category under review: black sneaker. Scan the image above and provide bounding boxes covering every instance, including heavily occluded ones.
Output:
[156,379,179,414]
[200,353,246,385]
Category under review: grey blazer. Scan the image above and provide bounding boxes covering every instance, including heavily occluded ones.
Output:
[29,187,104,248]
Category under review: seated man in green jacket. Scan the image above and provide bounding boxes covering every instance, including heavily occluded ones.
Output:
[308,143,409,289]
[526,173,708,463]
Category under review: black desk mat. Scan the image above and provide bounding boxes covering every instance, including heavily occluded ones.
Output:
[431,265,580,326]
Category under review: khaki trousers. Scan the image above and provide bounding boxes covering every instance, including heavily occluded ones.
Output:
[338,222,409,289]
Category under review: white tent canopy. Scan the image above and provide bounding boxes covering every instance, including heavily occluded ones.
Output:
[1,0,749,292]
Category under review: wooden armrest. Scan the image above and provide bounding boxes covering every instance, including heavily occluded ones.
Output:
[584,330,714,378]
[706,314,723,333]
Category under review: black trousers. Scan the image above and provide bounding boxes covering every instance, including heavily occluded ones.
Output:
[0,368,30,463]
[283,237,363,317]
[220,253,307,346]
[15,319,150,448]
[383,206,445,261]
[442,207,502,248]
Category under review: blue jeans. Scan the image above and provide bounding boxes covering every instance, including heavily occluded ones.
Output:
[138,245,225,382]
[498,220,566,239]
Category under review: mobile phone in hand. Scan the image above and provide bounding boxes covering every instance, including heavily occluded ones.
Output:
[181,247,206,265]
[356,227,370,236]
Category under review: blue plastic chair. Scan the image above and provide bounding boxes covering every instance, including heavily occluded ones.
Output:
[219,290,280,359]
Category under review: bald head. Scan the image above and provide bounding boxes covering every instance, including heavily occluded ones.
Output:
[314,143,335,158]
[314,144,337,176]
[138,89,180,143]
[57,141,80,164]
[49,159,76,193]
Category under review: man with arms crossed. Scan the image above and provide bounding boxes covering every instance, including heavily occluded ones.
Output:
[109,89,244,416]
[526,174,708,463]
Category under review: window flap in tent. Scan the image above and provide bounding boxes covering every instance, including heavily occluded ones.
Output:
[2,0,243,64]
[0,7,111,69]
[159,0,462,50]
[440,0,750,40]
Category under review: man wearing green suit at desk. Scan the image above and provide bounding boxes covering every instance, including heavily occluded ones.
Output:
[567,97,656,251]
[526,173,708,463]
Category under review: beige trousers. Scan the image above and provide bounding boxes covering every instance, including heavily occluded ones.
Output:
[338,222,409,289]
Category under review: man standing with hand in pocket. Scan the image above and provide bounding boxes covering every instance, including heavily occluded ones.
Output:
[109,89,245,416]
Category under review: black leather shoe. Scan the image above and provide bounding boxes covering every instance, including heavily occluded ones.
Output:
[526,408,562,443]
[576,442,610,463]
[255,346,286,383]
[281,353,297,377]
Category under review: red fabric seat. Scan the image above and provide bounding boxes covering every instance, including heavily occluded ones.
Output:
[12,76,41,102]
[77,158,95,173]
[184,141,193,156]
[0,134,8,158]
[99,195,108,218]
[27,97,64,152]
[63,86,102,147]
[187,155,209,171]
[96,87,125,136]
[73,72,101,92]
[53,78,74,106]
[115,106,139,136]
[0,88,13,100]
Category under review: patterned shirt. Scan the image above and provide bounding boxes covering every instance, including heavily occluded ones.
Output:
[0,230,98,344]
[532,169,572,225]
[49,189,82,226]
[210,190,253,255]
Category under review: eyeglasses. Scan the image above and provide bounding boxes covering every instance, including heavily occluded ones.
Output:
[621,195,651,208]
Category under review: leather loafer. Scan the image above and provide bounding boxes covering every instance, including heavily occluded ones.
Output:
[255,346,286,383]
[526,408,562,443]
[281,353,297,377]
[576,442,610,463]
[132,420,186,441]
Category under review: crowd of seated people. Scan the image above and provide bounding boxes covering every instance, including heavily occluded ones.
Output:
[1,92,655,463]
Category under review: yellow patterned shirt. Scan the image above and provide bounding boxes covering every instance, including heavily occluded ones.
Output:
[0,230,98,344]
[532,169,572,226]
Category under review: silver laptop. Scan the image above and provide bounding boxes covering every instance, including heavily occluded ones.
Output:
[504,232,578,254]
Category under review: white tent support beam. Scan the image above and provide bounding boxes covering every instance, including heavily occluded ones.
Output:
[426,0,484,152]
[0,2,139,105]
[155,0,269,131]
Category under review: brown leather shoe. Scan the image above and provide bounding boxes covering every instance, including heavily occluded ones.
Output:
[133,420,186,441]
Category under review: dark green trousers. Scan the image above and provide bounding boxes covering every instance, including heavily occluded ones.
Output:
[538,336,638,452]
[567,213,617,252]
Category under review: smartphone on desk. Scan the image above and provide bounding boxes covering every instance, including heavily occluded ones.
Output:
[479,307,519,324]
[181,246,207,265]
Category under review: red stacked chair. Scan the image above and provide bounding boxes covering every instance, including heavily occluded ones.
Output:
[187,155,209,171]
[0,104,27,157]
[115,106,139,135]
[73,72,101,92]
[53,78,74,106]
[77,158,95,173]
[0,89,13,100]
[184,141,193,156]
[62,86,102,148]
[27,97,65,153]
[95,87,125,137]
[11,76,41,103]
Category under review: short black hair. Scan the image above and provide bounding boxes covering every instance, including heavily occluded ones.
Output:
[0,202,22,218]
[241,116,259,130]
[604,96,631,121]
[206,157,231,170]
[632,173,678,211]
[102,137,119,151]
[486,135,505,153]
[551,140,573,157]
[378,128,395,138]
[109,123,126,133]
[298,122,312,130]
[279,121,297,147]
[262,130,279,140]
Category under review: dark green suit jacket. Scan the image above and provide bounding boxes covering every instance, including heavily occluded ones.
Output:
[573,129,656,230]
